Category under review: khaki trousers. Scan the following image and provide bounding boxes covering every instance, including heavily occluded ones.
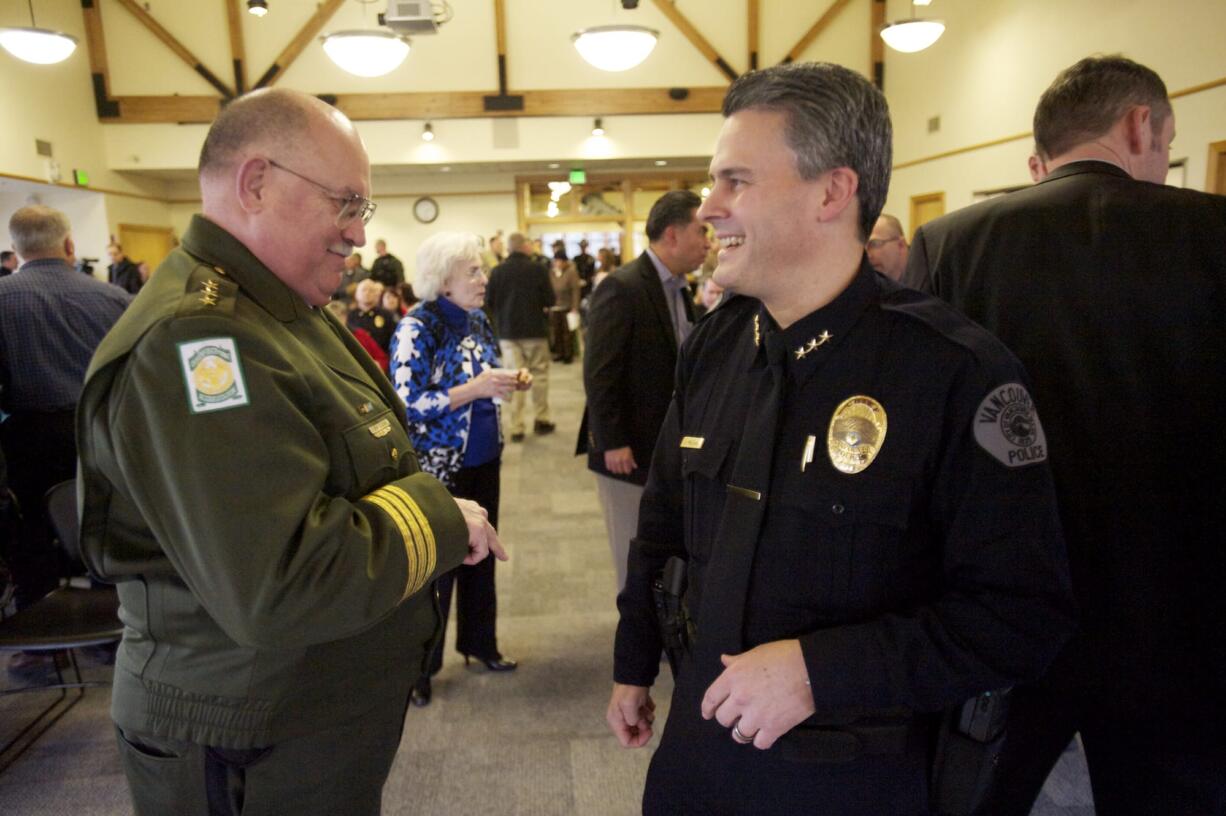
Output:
[594,473,644,593]
[499,338,550,434]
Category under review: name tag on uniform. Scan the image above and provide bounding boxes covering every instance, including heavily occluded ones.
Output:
[680,436,705,450]
[368,418,393,438]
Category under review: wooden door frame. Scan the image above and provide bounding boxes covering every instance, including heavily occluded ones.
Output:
[1206,140,1226,194]
[909,192,946,239]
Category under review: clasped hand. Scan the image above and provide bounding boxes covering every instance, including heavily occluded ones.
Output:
[700,639,815,750]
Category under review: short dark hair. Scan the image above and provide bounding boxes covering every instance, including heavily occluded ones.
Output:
[1033,55,1170,160]
[646,190,702,243]
[2,250,16,263]
[198,89,312,177]
[723,62,891,242]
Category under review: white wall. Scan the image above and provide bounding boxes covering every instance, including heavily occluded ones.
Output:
[882,0,1226,234]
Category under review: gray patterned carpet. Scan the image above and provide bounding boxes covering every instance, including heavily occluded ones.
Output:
[0,360,1094,814]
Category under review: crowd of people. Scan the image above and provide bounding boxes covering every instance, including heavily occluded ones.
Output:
[0,51,1222,816]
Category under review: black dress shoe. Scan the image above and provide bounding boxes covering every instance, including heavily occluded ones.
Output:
[463,654,518,672]
[410,676,432,706]
[533,421,555,435]
[510,432,525,443]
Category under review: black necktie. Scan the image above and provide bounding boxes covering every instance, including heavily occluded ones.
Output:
[693,325,788,668]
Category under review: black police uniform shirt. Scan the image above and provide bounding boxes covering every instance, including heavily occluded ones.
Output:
[348,305,397,352]
[615,260,1075,747]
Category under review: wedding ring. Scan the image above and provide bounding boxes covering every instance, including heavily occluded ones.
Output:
[731,721,754,745]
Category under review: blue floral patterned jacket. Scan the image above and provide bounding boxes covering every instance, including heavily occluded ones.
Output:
[389,300,503,487]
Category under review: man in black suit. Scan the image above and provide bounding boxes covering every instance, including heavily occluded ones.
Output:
[907,55,1226,816]
[579,190,709,591]
[106,242,142,294]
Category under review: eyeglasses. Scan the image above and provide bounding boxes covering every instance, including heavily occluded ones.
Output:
[865,237,901,250]
[267,159,377,228]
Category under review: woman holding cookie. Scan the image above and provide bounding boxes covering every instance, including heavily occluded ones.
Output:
[389,231,530,706]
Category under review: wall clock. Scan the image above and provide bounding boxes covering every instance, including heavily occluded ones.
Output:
[413,196,439,224]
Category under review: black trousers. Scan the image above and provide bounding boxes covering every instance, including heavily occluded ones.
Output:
[426,457,501,675]
[643,671,929,816]
[0,410,75,606]
[983,677,1226,816]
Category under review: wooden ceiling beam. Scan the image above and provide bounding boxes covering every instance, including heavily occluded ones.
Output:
[81,0,118,117]
[871,0,885,89]
[253,0,346,89]
[109,96,223,124]
[748,0,759,71]
[99,87,728,124]
[113,0,234,98]
[485,0,523,111]
[649,0,738,82]
[225,0,248,95]
[782,0,852,64]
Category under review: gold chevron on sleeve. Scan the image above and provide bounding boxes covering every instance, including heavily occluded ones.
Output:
[364,484,438,600]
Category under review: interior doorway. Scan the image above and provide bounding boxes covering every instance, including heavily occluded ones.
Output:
[117,223,176,275]
[909,192,945,238]
[1207,140,1226,194]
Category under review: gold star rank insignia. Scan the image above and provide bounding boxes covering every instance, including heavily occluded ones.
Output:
[794,331,832,359]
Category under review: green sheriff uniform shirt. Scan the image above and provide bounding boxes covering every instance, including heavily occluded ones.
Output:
[76,215,470,749]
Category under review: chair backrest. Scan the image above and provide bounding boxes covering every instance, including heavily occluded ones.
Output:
[44,479,81,562]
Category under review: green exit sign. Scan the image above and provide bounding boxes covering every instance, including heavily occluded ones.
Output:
[569,168,586,184]
[73,169,90,186]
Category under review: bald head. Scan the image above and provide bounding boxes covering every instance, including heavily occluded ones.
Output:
[866,214,909,281]
[196,88,372,307]
[199,89,358,180]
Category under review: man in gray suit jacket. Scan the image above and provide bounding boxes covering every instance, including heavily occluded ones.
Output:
[907,55,1226,816]
[579,191,710,591]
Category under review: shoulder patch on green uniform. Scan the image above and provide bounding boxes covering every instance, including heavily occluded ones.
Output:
[176,264,239,318]
[974,382,1047,467]
[178,337,250,413]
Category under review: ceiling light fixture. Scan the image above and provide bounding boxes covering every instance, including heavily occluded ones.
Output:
[247,0,268,17]
[591,118,605,137]
[421,122,434,142]
[879,2,944,53]
[321,30,410,77]
[0,1,77,65]
[572,25,658,72]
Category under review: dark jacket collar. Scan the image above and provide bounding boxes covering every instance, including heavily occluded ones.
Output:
[180,214,303,323]
[1040,159,1132,185]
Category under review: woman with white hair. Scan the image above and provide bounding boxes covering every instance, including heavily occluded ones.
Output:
[389,231,530,706]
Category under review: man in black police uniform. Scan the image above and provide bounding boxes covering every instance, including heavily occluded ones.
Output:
[606,62,1076,815]
[907,56,1226,815]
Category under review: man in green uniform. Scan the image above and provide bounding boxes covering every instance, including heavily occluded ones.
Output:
[76,88,504,815]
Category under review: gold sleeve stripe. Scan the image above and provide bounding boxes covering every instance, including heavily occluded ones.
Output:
[368,484,438,600]
[362,491,425,600]
[380,485,438,592]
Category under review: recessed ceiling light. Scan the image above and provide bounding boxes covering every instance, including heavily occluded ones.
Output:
[440,166,451,172]
[549,163,560,169]
[654,160,667,166]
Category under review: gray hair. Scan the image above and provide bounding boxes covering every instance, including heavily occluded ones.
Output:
[413,232,482,302]
[1033,55,1170,160]
[723,62,892,242]
[9,205,71,257]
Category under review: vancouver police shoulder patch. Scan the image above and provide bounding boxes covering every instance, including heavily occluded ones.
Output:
[973,382,1047,468]
[178,337,250,414]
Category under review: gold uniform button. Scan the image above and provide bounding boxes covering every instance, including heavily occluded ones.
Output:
[358,402,373,415]
[391,447,399,461]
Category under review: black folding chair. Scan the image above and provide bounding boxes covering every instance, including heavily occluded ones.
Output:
[0,479,122,772]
